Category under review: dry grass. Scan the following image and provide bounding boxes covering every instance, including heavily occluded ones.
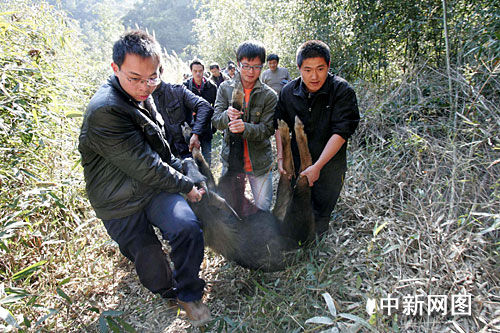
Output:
[1,62,498,332]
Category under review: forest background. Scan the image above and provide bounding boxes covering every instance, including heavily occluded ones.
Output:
[0,0,498,331]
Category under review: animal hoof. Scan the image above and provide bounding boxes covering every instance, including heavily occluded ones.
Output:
[178,299,212,327]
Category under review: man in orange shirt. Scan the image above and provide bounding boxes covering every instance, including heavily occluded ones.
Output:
[212,41,277,215]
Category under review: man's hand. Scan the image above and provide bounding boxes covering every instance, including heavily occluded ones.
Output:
[227,106,243,121]
[300,164,321,186]
[277,158,292,180]
[186,186,206,202]
[189,133,200,152]
[228,119,245,133]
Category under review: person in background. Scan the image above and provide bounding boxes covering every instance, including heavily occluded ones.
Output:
[226,63,236,79]
[152,79,213,161]
[184,59,217,165]
[275,40,360,236]
[212,41,277,215]
[78,30,211,326]
[209,62,229,88]
[261,53,291,94]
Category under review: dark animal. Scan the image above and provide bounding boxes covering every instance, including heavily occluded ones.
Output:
[183,117,316,272]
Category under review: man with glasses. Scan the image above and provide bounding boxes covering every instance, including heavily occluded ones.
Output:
[212,40,277,216]
[78,30,211,326]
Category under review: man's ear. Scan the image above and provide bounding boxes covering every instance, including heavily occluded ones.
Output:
[111,62,119,74]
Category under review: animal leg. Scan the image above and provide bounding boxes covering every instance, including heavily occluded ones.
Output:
[273,120,294,221]
[280,116,315,244]
[294,116,312,173]
[191,146,216,191]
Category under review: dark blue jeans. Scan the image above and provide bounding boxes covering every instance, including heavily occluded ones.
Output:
[103,192,205,302]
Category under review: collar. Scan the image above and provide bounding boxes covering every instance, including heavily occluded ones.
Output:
[108,75,159,120]
[293,73,333,99]
[192,77,206,88]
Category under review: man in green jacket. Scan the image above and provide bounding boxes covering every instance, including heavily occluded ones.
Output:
[78,30,211,326]
[212,41,277,215]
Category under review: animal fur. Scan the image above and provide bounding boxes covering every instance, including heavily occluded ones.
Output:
[184,116,315,271]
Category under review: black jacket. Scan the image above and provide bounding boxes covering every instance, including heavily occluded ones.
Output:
[275,73,360,175]
[78,76,194,220]
[183,77,217,106]
[184,78,217,138]
[152,81,213,158]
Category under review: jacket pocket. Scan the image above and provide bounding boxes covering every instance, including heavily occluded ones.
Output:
[249,106,263,123]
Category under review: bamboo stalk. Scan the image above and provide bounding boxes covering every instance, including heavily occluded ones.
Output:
[442,0,457,227]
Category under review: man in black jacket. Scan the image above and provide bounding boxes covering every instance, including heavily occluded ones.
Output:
[184,59,217,165]
[152,81,213,160]
[275,40,360,235]
[78,30,211,326]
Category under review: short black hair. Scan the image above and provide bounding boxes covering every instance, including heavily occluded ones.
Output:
[190,59,204,70]
[267,54,279,63]
[227,64,236,70]
[236,41,266,64]
[209,62,220,70]
[296,40,330,68]
[112,30,162,68]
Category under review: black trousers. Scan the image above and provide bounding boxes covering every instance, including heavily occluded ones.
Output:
[311,168,345,235]
[103,192,205,302]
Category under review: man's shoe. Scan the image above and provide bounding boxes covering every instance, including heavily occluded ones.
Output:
[177,299,212,327]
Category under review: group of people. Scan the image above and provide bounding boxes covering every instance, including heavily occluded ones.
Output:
[78,30,359,326]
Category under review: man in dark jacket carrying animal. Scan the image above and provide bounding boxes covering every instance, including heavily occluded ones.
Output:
[275,40,360,235]
[78,30,211,326]
[184,59,217,165]
[152,80,213,160]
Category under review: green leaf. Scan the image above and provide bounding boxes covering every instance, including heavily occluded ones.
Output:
[338,313,376,331]
[0,293,28,305]
[34,308,59,327]
[0,305,20,328]
[322,292,337,317]
[106,317,121,332]
[115,317,137,333]
[56,287,72,304]
[48,191,67,209]
[99,315,108,333]
[58,277,71,286]
[373,221,388,236]
[11,260,48,281]
[101,310,123,317]
[305,316,334,325]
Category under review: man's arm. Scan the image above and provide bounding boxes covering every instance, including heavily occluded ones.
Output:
[301,81,360,186]
[180,86,213,150]
[300,134,345,186]
[87,106,194,194]
[239,90,277,141]
[212,85,231,130]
